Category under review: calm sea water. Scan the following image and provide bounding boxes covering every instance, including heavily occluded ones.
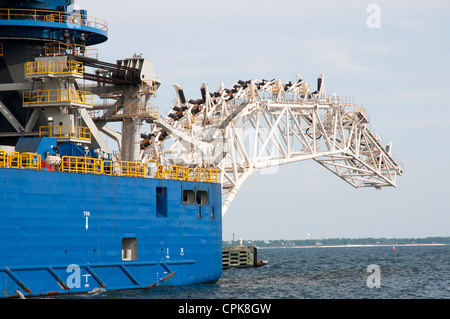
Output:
[70,245,450,299]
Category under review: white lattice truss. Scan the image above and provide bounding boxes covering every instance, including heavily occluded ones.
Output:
[141,74,404,216]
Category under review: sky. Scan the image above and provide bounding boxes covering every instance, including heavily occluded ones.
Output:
[75,0,450,241]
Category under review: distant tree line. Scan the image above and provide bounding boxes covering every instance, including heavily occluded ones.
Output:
[222,237,450,248]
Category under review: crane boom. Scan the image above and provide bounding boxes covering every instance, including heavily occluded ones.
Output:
[140,74,404,216]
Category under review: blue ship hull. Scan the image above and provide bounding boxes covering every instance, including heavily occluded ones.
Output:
[0,167,222,298]
[0,1,223,298]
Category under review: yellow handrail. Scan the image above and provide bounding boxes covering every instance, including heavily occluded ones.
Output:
[102,160,114,175]
[113,161,145,177]
[24,60,84,77]
[8,151,20,168]
[61,156,103,174]
[0,8,108,32]
[153,162,219,183]
[44,42,98,60]
[0,151,41,170]
[156,165,187,181]
[0,150,219,183]
[141,81,158,94]
[19,153,41,170]
[23,89,93,106]
[0,150,8,167]
[0,43,3,56]
[110,103,159,119]
[39,125,91,141]
[196,168,220,183]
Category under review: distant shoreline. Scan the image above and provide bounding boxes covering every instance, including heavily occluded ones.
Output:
[256,243,448,249]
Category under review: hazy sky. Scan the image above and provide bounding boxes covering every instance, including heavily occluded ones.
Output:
[76,0,449,241]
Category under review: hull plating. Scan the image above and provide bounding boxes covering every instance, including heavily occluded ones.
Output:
[0,167,222,298]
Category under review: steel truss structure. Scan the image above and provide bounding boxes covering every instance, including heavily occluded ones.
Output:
[141,74,404,215]
[1,46,403,216]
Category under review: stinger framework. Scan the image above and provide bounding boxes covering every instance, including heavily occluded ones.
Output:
[139,73,404,215]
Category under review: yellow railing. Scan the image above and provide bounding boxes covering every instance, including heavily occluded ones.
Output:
[0,150,41,170]
[141,81,158,94]
[23,89,93,106]
[24,60,84,77]
[0,8,108,32]
[45,42,98,60]
[0,150,9,167]
[7,151,19,168]
[113,161,145,177]
[102,160,113,175]
[0,43,3,56]
[61,156,103,174]
[39,125,91,141]
[0,150,219,183]
[194,168,220,183]
[18,152,41,170]
[111,103,159,119]
[156,164,191,181]
[59,157,219,182]
[152,161,220,183]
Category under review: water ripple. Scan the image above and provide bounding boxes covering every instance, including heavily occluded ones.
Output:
[73,245,450,299]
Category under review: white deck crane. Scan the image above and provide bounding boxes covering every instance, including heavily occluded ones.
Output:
[139,73,404,216]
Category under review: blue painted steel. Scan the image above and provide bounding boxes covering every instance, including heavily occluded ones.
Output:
[0,20,108,45]
[0,167,222,297]
[15,137,58,159]
[59,142,88,157]
[0,0,222,298]
[0,1,71,10]
[0,1,108,45]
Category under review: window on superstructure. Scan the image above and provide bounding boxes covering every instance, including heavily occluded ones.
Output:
[182,189,195,204]
[196,190,208,205]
